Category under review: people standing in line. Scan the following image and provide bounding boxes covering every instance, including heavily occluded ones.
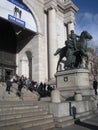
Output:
[93,79,98,95]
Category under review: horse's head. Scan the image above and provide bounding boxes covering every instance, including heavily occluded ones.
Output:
[80,31,93,40]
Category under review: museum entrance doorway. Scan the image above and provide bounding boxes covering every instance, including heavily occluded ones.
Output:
[0,17,36,81]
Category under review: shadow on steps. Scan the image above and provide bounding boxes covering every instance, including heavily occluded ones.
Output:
[75,118,98,130]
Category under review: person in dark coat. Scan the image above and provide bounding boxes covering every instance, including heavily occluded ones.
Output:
[6,78,12,94]
[93,79,98,95]
[17,78,24,97]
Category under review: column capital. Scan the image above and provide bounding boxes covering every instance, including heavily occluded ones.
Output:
[64,20,75,25]
[64,9,76,25]
[44,0,57,12]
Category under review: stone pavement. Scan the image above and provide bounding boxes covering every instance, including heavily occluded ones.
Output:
[50,115,98,130]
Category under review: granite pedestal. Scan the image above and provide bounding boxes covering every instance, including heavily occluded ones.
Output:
[55,69,94,99]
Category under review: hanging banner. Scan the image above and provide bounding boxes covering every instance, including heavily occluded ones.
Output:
[0,0,37,32]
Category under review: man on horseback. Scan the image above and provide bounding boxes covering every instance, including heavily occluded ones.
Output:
[54,30,80,71]
[64,39,76,69]
[54,30,92,71]
[68,30,80,50]
[62,30,80,69]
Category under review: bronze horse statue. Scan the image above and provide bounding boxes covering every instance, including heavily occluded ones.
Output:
[54,31,93,71]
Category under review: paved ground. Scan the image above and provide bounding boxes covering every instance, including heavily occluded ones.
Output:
[51,115,98,130]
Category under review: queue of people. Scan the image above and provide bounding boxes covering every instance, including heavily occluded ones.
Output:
[2,72,98,97]
[5,74,55,97]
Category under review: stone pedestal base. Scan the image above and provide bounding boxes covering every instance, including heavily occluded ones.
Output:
[55,69,90,89]
[55,69,94,98]
[49,100,98,117]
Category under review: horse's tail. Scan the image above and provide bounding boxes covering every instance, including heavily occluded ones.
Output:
[54,48,61,56]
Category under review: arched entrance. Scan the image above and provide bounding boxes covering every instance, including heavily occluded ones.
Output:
[20,51,33,79]
[0,0,37,81]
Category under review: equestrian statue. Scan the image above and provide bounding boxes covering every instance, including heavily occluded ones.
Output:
[54,30,93,71]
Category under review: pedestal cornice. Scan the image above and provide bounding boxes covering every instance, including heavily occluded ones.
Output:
[55,68,89,76]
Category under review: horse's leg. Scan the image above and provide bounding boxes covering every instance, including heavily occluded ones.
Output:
[56,61,59,71]
[82,53,89,68]
[85,54,89,68]
[80,50,89,68]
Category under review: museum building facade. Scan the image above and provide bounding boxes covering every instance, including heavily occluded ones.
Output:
[0,0,78,82]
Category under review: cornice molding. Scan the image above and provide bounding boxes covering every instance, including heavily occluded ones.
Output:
[44,0,78,14]
[64,1,79,13]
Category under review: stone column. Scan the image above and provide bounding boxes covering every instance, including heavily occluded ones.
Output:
[48,8,57,80]
[16,53,19,74]
[68,21,75,34]
[64,0,78,34]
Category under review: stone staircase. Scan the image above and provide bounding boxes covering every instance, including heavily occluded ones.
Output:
[0,82,39,101]
[54,116,74,128]
[0,82,98,129]
[75,110,98,122]
[0,101,55,130]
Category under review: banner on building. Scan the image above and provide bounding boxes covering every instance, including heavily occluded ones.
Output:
[0,0,37,32]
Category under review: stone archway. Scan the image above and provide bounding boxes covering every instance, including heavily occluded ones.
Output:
[20,50,32,79]
[22,0,41,33]
[0,0,42,80]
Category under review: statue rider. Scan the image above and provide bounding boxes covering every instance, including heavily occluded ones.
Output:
[68,30,80,50]
[63,30,80,68]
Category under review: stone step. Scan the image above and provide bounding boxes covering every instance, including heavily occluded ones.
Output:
[83,115,98,127]
[0,111,48,121]
[0,114,53,127]
[55,119,74,128]
[0,116,54,130]
[0,104,39,110]
[76,111,96,121]
[54,115,74,128]
[0,101,48,111]
[0,101,49,113]
[0,122,55,130]
[0,100,48,107]
[79,114,96,122]
[0,83,39,101]
[0,106,43,114]
[54,115,73,122]
[84,120,98,127]
[76,111,93,119]
[0,101,55,129]
[22,122,55,130]
[41,122,55,130]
